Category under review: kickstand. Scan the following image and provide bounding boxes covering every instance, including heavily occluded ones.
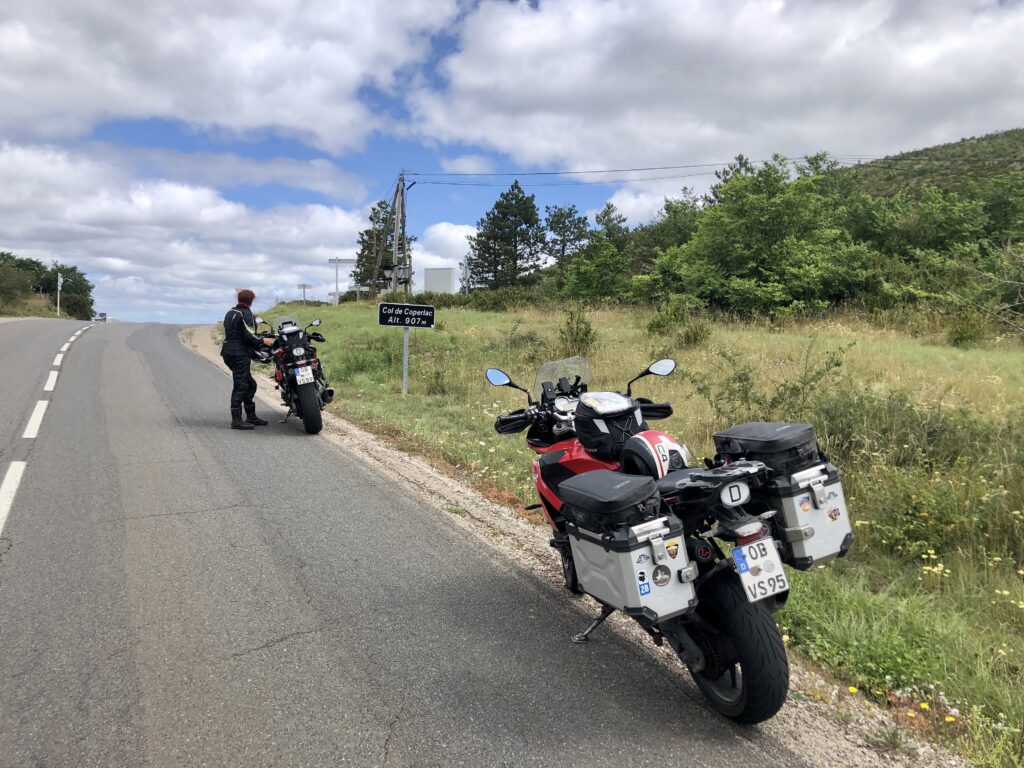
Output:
[572,605,615,644]
[280,408,292,424]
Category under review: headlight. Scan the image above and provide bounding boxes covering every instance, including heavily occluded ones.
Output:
[293,347,306,358]
[720,481,751,507]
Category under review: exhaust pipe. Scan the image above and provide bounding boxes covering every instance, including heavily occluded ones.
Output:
[322,387,335,404]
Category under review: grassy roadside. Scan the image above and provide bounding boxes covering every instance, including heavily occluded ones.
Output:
[263,300,1024,766]
[0,294,60,318]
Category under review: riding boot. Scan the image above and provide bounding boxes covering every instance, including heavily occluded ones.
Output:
[231,407,254,430]
[244,403,269,426]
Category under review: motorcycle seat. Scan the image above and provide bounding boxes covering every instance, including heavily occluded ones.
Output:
[654,467,701,496]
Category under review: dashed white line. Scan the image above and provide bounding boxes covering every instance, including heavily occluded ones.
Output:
[67,336,77,343]
[53,353,64,366]
[59,343,70,352]
[0,461,27,535]
[44,371,58,392]
[22,401,49,439]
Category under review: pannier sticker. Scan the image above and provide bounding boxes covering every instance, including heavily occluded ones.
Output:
[666,540,680,560]
[636,553,651,565]
[637,570,647,582]
[639,582,651,596]
[826,490,839,501]
[652,565,671,587]
[828,507,842,521]
[799,495,812,513]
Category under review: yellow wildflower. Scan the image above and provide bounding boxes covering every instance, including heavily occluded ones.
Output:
[847,686,858,694]
[920,703,929,710]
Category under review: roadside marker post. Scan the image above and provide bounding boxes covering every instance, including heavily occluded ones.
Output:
[377,302,435,395]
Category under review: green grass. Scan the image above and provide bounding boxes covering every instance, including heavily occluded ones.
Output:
[0,293,60,318]
[262,299,1024,766]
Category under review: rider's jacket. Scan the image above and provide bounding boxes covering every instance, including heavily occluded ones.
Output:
[221,304,262,357]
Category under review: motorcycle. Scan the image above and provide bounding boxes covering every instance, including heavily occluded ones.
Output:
[254,314,334,434]
[486,356,853,724]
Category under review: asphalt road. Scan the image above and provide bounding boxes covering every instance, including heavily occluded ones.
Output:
[0,320,811,767]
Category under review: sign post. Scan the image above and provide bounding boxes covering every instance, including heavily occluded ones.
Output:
[56,272,63,316]
[377,302,435,395]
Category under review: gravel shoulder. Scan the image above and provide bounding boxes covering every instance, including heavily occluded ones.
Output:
[183,324,967,768]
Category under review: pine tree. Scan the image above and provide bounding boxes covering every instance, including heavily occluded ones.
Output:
[595,201,629,251]
[465,181,546,289]
[544,203,590,269]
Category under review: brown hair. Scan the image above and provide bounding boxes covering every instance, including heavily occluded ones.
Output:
[236,289,255,307]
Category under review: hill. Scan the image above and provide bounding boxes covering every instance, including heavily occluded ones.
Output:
[843,126,1024,196]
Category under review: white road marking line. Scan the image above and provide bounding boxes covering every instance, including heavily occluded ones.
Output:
[44,371,58,392]
[53,353,64,366]
[67,336,77,343]
[23,401,49,439]
[59,343,70,352]
[0,461,27,536]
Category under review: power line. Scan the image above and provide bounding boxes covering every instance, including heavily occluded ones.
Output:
[405,151,1024,182]
[412,171,722,187]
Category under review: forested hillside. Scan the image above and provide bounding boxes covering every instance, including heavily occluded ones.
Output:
[353,133,1024,344]
[845,128,1024,197]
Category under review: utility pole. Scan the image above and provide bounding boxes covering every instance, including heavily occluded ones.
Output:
[327,257,356,304]
[297,283,312,304]
[391,172,404,293]
[56,272,63,316]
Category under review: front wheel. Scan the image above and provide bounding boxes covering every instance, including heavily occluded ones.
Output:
[683,573,789,724]
[296,382,323,434]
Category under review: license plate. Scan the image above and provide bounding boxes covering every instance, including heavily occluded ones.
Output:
[732,537,789,603]
[294,366,314,385]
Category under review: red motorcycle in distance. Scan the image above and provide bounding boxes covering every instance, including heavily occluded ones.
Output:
[254,314,334,434]
[487,356,851,723]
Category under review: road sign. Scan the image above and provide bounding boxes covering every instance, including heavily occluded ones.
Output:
[377,302,435,329]
[378,303,436,395]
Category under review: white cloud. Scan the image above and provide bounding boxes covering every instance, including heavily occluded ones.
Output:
[411,222,475,290]
[0,142,368,321]
[411,0,1024,221]
[439,154,495,174]
[0,0,459,152]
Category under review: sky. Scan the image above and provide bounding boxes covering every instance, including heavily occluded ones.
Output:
[1,0,1022,323]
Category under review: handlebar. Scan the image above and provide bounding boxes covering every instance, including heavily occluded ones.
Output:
[494,409,534,434]
[638,400,673,420]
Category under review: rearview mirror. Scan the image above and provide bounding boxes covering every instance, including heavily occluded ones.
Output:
[311,319,321,327]
[254,316,265,325]
[486,368,512,387]
[648,358,676,377]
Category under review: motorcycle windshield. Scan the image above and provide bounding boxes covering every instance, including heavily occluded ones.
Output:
[276,314,301,332]
[533,356,591,399]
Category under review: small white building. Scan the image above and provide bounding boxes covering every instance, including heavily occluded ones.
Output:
[423,267,457,294]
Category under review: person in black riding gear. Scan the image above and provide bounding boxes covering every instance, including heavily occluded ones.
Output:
[221,288,274,430]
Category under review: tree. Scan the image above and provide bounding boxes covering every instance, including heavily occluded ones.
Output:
[350,200,396,292]
[562,233,630,301]
[465,181,546,290]
[544,204,590,269]
[594,202,629,251]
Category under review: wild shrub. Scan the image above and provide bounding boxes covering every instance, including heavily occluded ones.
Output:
[682,342,850,424]
[946,311,990,347]
[646,293,704,336]
[674,318,712,348]
[557,301,597,357]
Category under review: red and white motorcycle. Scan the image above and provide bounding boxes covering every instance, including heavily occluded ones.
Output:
[487,356,852,724]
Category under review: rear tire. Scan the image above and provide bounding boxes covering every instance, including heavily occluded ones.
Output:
[686,573,789,724]
[297,382,323,435]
